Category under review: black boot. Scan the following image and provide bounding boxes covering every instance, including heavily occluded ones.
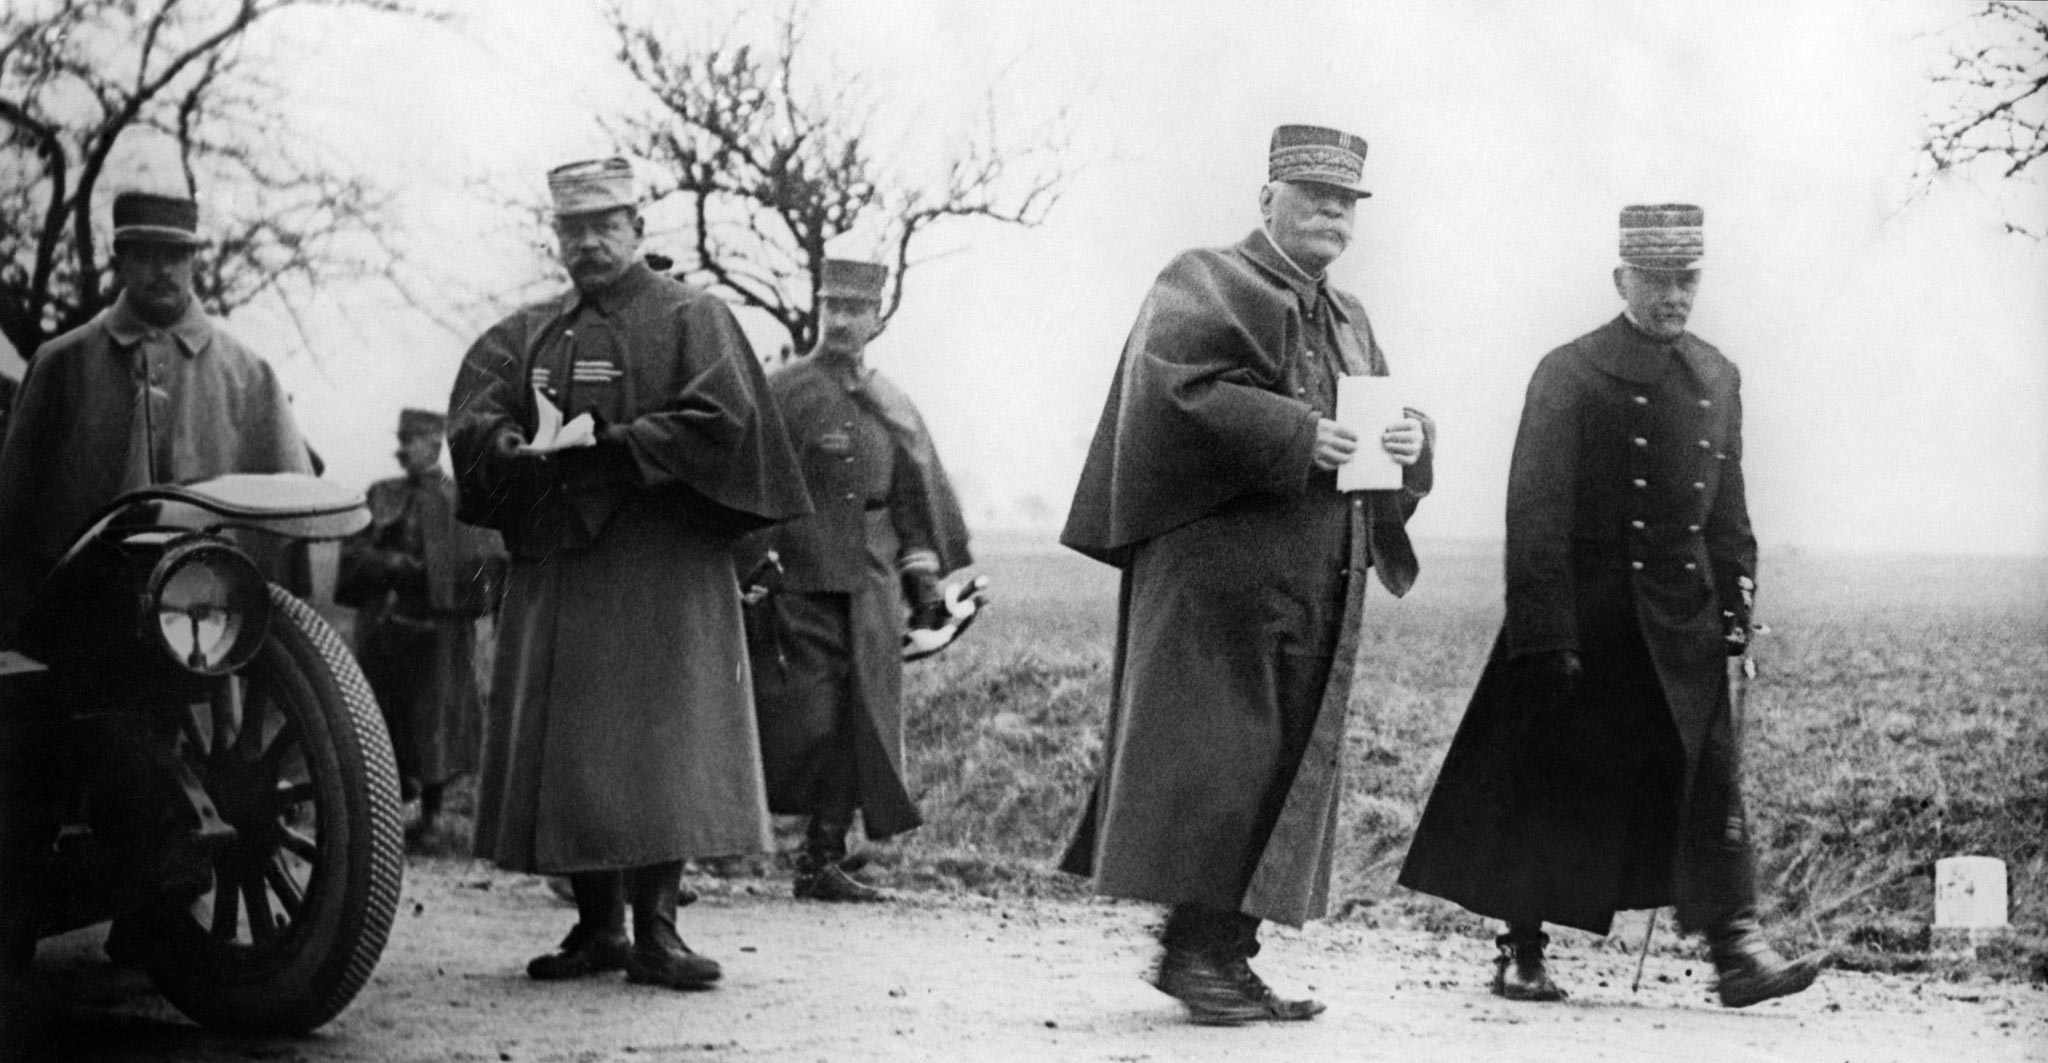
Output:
[526,871,631,980]
[793,819,883,903]
[1706,910,1823,1008]
[624,861,721,990]
[1152,905,1323,1025]
[1492,923,1567,1002]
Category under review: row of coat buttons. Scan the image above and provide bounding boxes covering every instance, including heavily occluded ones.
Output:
[1632,477,1710,491]
[1630,436,1717,451]
[1629,560,1700,572]
[1632,395,1714,408]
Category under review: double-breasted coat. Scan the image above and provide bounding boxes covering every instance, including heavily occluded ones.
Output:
[1059,230,1431,927]
[742,355,971,840]
[449,262,810,874]
[1398,314,1758,935]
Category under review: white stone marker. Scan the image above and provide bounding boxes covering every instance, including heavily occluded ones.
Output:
[1933,855,2009,931]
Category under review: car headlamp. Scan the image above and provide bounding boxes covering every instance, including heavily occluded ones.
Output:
[147,540,270,675]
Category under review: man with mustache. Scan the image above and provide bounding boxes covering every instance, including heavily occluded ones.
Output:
[1061,124,1434,1024]
[0,189,314,643]
[448,157,810,991]
[739,258,971,903]
[1399,205,1823,1009]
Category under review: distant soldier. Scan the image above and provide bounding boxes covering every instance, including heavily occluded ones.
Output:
[449,157,810,990]
[741,259,972,902]
[337,408,504,845]
[1399,205,1823,1008]
[1060,124,1434,1024]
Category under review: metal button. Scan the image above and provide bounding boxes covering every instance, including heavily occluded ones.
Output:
[1630,561,1644,571]
[1693,481,1706,491]
[1684,562,1699,572]
[1698,399,1712,408]
[1633,395,1649,405]
[1698,439,1712,449]
[1688,524,1702,533]
[1632,437,1648,447]
[1632,478,1647,489]
[1630,520,1645,530]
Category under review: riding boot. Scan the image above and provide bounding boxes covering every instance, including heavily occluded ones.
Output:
[624,861,721,990]
[794,817,882,902]
[526,871,631,980]
[1153,904,1322,1025]
[1706,909,1823,1008]
[1492,922,1567,1002]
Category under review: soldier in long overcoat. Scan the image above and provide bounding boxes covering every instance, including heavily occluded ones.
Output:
[1061,125,1434,1025]
[448,158,810,992]
[337,408,504,844]
[740,259,971,902]
[1398,205,1822,1009]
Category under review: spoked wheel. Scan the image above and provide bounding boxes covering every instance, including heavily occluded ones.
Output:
[140,585,403,1033]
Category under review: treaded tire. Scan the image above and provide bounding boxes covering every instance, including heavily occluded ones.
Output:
[142,585,404,1033]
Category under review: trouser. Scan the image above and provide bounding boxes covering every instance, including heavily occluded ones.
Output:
[804,735,860,861]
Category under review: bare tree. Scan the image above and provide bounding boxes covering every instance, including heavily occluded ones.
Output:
[603,1,1069,353]
[1916,0,2048,235]
[0,0,436,359]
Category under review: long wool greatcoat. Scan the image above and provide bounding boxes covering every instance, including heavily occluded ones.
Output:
[449,262,811,874]
[742,356,971,840]
[336,470,504,793]
[1398,315,1758,935]
[1060,230,1430,927]
[0,296,312,642]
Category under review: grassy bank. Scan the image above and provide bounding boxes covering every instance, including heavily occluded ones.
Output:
[890,544,2048,980]
[408,543,2046,980]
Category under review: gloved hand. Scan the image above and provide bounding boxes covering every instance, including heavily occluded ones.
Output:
[902,576,991,662]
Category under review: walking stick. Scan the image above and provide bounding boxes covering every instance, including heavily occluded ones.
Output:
[1632,908,1658,992]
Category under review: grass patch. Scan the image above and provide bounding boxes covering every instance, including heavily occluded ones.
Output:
[411,544,2048,981]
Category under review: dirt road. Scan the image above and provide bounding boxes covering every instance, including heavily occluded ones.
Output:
[12,857,2043,1062]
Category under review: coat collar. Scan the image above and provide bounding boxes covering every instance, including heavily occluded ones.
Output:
[574,259,657,317]
[102,293,214,358]
[1581,314,1713,385]
[1235,229,1353,326]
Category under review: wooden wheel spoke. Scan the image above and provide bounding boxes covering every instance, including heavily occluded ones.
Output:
[274,779,317,808]
[231,680,268,759]
[209,681,238,759]
[279,825,320,865]
[241,872,277,941]
[263,855,306,921]
[258,718,301,775]
[209,868,241,940]
[178,704,210,760]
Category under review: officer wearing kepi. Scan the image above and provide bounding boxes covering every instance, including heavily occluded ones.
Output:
[742,258,972,903]
[1399,205,1823,1009]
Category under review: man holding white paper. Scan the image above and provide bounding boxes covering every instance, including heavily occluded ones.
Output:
[1060,124,1433,1025]
[447,157,809,993]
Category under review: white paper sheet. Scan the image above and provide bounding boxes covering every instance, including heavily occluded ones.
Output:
[1335,375,1404,491]
[517,386,597,453]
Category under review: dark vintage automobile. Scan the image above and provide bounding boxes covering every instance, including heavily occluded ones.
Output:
[0,473,403,1033]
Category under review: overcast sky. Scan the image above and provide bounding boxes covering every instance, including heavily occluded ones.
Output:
[206,0,2044,556]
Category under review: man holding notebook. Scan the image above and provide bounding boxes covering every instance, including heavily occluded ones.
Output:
[1059,124,1434,1025]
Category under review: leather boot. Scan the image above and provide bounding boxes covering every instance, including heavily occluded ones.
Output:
[624,861,721,990]
[526,871,631,980]
[1492,924,1567,1002]
[1152,905,1322,1025]
[1707,911,1823,1008]
[793,820,883,902]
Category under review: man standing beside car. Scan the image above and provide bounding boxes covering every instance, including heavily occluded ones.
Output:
[448,157,809,991]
